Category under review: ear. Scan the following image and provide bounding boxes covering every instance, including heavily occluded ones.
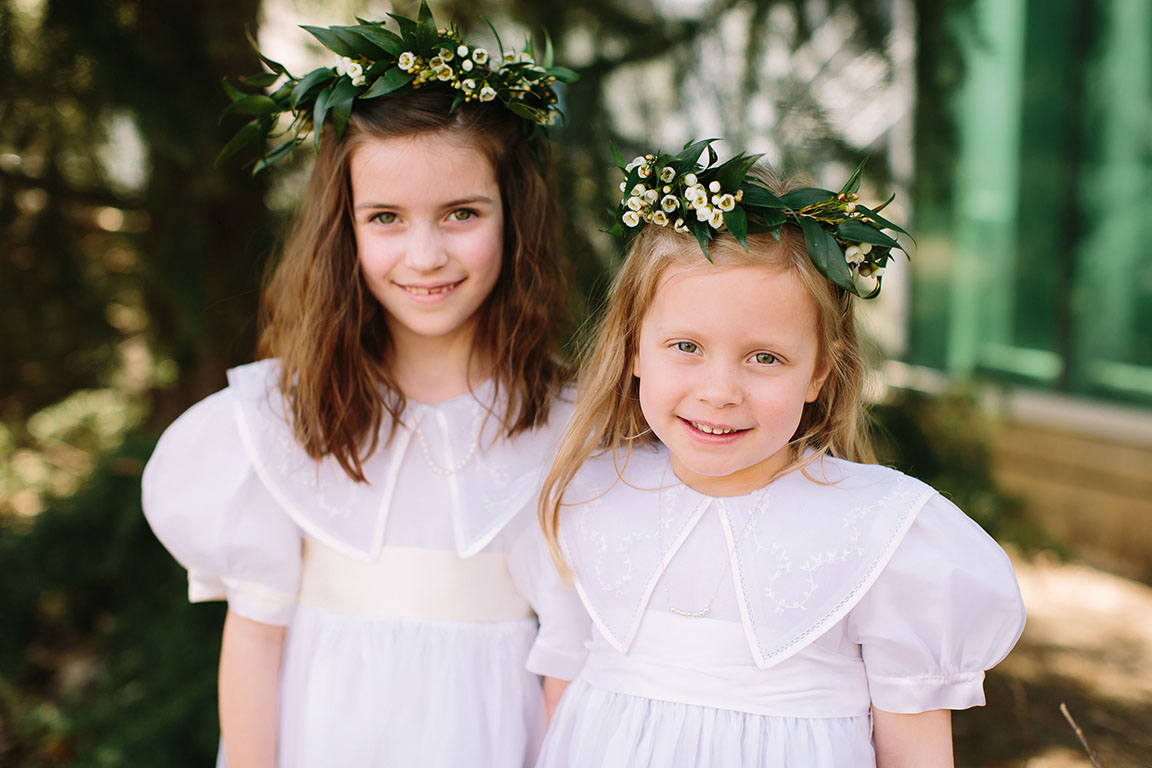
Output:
[805,358,831,403]
[632,353,640,379]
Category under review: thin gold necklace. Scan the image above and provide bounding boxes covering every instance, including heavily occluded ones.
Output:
[655,477,770,618]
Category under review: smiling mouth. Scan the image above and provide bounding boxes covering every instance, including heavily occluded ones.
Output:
[398,280,463,296]
[686,419,746,435]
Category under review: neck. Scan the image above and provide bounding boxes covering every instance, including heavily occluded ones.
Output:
[389,324,493,404]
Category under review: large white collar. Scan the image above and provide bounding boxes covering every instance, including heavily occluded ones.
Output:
[227,359,569,560]
[559,445,936,668]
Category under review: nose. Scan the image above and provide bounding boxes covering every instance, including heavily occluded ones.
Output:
[697,361,743,408]
[403,223,449,273]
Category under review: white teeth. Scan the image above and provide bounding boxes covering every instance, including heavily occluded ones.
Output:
[405,283,456,296]
[691,421,737,435]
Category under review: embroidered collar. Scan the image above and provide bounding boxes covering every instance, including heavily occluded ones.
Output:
[559,446,936,668]
[227,359,566,559]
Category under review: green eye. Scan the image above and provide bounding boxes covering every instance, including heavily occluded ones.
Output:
[754,352,777,365]
[675,341,699,354]
[370,211,397,224]
[450,208,476,221]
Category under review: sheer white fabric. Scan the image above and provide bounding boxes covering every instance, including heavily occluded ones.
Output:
[536,446,1025,767]
[142,360,588,768]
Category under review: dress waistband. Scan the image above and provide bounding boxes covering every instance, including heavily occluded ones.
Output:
[580,611,872,718]
[298,539,534,621]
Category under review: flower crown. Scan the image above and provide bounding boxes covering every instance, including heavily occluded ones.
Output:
[217,2,578,173]
[609,140,911,298]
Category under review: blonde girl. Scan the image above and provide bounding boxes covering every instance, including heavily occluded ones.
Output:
[142,9,587,768]
[535,145,1025,768]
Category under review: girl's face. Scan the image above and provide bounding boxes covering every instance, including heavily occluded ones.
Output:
[632,262,830,496]
[351,132,503,353]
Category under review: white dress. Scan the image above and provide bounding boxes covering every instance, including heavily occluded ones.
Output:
[141,360,589,768]
[536,444,1026,768]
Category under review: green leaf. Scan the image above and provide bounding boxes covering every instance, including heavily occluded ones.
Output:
[799,218,856,295]
[674,138,718,170]
[715,152,761,192]
[852,204,911,237]
[358,26,405,57]
[838,158,867,197]
[240,72,280,88]
[740,182,786,209]
[506,100,545,122]
[312,84,335,148]
[360,67,414,99]
[542,29,555,68]
[328,77,362,137]
[251,139,296,175]
[302,25,361,58]
[215,120,261,166]
[291,67,336,108]
[417,1,436,31]
[548,65,579,83]
[220,95,279,121]
[779,187,835,210]
[221,77,244,101]
[724,205,748,249]
[835,219,900,249]
[332,26,390,59]
[610,142,626,170]
[690,221,714,262]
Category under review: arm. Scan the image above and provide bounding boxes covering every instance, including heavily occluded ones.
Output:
[872,708,953,768]
[542,676,570,724]
[219,610,287,768]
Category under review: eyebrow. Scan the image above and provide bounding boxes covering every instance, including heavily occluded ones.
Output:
[354,195,496,211]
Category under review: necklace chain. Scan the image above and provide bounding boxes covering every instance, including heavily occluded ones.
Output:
[413,407,481,476]
[655,478,769,618]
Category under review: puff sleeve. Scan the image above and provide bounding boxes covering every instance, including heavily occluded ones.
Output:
[847,494,1026,713]
[142,388,303,626]
[508,516,591,680]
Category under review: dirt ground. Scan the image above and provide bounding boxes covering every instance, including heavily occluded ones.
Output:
[953,549,1152,767]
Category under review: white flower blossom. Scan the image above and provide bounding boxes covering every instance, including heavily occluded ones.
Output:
[346,61,363,80]
[631,184,647,197]
[845,245,861,266]
[710,209,726,229]
[352,74,367,86]
[853,272,879,295]
[637,164,652,179]
[430,55,444,68]
[626,196,644,212]
[623,210,641,227]
[503,51,517,64]
[846,201,856,213]
[695,205,713,222]
[436,67,453,81]
[398,52,416,71]
[335,56,354,76]
[462,59,474,72]
[684,173,698,186]
[479,85,497,102]
[457,45,469,57]
[659,166,675,183]
[472,48,489,65]
[440,47,454,61]
[717,194,736,211]
[519,52,534,63]
[859,242,873,254]
[674,218,689,234]
[661,195,679,212]
[619,182,628,193]
[652,211,669,226]
[461,78,476,92]
[644,189,659,204]
[708,180,721,194]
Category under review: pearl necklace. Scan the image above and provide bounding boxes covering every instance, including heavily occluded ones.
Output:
[655,477,770,618]
[412,406,481,477]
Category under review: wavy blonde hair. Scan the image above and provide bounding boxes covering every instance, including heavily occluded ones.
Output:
[259,92,568,482]
[540,168,874,571]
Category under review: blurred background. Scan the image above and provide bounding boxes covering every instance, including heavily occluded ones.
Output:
[1,0,1149,765]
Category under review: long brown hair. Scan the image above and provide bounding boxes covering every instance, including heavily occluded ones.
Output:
[258,92,568,482]
[540,168,873,571]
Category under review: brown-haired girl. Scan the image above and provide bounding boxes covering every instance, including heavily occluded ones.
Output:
[534,146,1025,767]
[141,10,587,768]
